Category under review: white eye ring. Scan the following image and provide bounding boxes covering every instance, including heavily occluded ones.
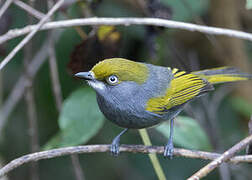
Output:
[106,75,119,85]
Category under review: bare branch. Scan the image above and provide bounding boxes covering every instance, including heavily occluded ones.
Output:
[24,86,40,180]
[47,13,85,179]
[188,134,252,180]
[0,0,13,18]
[2,17,252,45]
[48,36,62,111]
[23,2,40,179]
[246,116,252,154]
[0,30,61,133]
[70,154,85,180]
[13,0,45,19]
[48,40,85,180]
[0,144,251,178]
[0,0,64,70]
[48,30,85,180]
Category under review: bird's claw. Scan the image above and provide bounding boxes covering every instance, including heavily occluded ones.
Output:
[110,142,120,156]
[164,142,174,158]
[110,128,128,156]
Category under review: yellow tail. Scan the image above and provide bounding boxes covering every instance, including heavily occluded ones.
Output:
[193,67,252,84]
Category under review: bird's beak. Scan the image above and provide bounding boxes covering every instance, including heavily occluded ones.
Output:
[75,72,94,80]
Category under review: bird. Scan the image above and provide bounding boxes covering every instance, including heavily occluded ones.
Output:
[75,58,252,157]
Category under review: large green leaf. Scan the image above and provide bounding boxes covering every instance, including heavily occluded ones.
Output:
[44,87,104,149]
[155,116,212,151]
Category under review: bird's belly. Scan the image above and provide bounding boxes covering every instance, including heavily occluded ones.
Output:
[112,112,160,129]
[102,109,161,129]
[97,95,163,129]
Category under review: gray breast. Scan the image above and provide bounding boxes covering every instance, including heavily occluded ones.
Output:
[96,64,174,129]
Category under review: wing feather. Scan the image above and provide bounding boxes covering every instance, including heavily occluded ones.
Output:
[146,68,214,114]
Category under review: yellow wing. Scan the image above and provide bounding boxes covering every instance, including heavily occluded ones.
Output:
[145,68,214,114]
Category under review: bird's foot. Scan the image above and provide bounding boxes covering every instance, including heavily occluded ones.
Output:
[164,142,174,158]
[110,134,121,156]
[110,141,120,156]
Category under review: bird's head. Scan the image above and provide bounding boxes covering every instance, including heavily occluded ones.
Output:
[75,58,149,92]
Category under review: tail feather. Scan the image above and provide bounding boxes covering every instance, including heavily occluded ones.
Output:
[193,67,252,84]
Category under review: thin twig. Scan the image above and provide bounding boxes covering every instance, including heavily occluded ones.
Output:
[47,4,85,176]
[0,144,252,178]
[24,86,40,180]
[23,1,40,179]
[48,37,62,111]
[13,0,45,19]
[0,0,13,18]
[205,87,232,180]
[2,17,252,45]
[48,24,85,180]
[188,134,252,180]
[70,154,85,180]
[0,30,61,133]
[0,0,64,70]
[246,116,252,154]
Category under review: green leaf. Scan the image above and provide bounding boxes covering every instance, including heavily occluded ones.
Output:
[44,87,104,149]
[230,97,252,117]
[155,116,212,151]
[246,0,252,9]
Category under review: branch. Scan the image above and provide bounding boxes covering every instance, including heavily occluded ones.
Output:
[188,134,252,180]
[246,116,252,154]
[48,34,63,112]
[13,0,45,19]
[0,0,64,70]
[23,2,40,179]
[47,12,85,178]
[0,30,62,133]
[1,17,252,45]
[0,0,13,18]
[0,144,251,177]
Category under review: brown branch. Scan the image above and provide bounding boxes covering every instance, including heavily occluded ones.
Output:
[23,1,40,179]
[70,154,85,180]
[24,85,40,180]
[0,0,64,70]
[0,0,13,18]
[0,30,62,133]
[48,40,85,179]
[188,134,252,180]
[13,0,45,19]
[2,17,252,45]
[0,144,251,178]
[48,35,63,111]
[246,117,252,154]
[48,36,85,180]
[47,18,85,180]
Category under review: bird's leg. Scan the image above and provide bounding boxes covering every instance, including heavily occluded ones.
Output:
[110,128,128,156]
[164,118,174,158]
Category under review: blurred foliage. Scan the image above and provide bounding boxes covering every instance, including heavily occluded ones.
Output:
[156,116,212,151]
[68,25,121,74]
[230,97,252,118]
[246,0,252,9]
[161,0,208,21]
[0,0,252,180]
[44,88,104,149]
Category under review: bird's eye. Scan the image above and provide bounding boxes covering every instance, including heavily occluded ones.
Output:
[106,75,119,85]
